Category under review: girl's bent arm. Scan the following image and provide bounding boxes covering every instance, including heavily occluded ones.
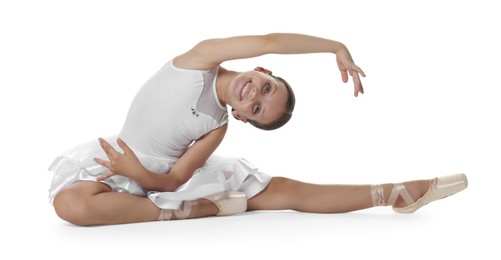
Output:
[152,124,228,192]
[95,124,227,192]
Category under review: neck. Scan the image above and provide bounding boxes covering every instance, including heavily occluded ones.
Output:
[216,67,239,107]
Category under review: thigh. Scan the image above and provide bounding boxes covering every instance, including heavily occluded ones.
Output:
[58,181,112,198]
[247,177,295,211]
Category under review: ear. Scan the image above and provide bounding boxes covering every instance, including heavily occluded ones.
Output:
[231,109,248,123]
[255,67,273,75]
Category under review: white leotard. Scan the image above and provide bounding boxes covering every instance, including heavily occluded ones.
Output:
[119,60,228,159]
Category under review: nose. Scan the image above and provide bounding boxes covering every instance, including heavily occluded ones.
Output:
[249,87,258,100]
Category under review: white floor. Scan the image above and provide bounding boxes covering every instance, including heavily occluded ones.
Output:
[6,188,494,259]
[1,1,499,259]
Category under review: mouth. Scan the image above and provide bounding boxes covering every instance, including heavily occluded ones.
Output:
[240,81,251,101]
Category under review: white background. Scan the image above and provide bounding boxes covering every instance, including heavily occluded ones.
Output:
[1,0,499,259]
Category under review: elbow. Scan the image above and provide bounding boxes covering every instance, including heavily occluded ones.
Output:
[264,33,280,39]
[162,177,181,192]
[160,173,189,192]
[262,33,282,53]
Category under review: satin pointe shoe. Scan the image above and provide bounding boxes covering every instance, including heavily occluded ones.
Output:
[158,192,248,220]
[393,173,468,213]
[205,191,248,216]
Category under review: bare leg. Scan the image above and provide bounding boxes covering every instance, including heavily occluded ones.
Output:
[247,177,431,213]
[53,181,219,226]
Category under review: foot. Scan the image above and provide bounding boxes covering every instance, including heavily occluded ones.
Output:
[158,192,247,221]
[195,198,221,216]
[391,179,432,208]
[393,173,468,213]
[203,192,247,216]
[158,199,219,221]
[372,174,468,213]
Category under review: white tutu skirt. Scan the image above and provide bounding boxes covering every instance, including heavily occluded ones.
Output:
[48,137,272,210]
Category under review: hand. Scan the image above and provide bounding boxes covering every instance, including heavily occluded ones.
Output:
[336,47,366,97]
[94,138,146,181]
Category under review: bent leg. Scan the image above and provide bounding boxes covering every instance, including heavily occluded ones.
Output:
[53,181,218,226]
[247,177,430,213]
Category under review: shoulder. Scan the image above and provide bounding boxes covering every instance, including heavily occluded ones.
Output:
[173,37,232,70]
[173,47,217,71]
[198,123,228,144]
[208,123,228,138]
[189,124,228,157]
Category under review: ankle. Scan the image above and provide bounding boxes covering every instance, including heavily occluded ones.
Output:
[371,180,431,208]
[370,183,394,207]
[158,201,193,221]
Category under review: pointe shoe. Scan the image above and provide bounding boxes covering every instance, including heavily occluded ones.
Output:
[393,173,468,213]
[205,192,247,216]
[158,192,247,221]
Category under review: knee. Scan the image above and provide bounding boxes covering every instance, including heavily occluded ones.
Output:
[247,177,298,211]
[266,176,300,200]
[53,190,92,226]
[269,177,306,201]
[270,177,297,191]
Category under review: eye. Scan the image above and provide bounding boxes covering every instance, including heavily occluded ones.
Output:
[253,103,261,115]
[264,84,271,94]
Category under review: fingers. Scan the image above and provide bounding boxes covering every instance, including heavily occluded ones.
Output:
[93,157,114,181]
[342,65,365,97]
[340,70,349,83]
[96,171,114,182]
[355,65,366,78]
[352,72,364,97]
[117,138,133,155]
[94,157,111,169]
[98,137,119,159]
[94,157,115,181]
[95,138,128,182]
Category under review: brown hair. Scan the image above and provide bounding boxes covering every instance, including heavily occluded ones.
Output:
[248,75,295,131]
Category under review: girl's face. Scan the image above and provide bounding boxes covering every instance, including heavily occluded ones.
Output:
[228,70,289,126]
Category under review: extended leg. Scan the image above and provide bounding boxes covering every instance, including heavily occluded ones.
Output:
[247,177,432,213]
[53,181,219,226]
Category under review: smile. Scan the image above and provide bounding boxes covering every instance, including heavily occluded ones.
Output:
[240,81,251,101]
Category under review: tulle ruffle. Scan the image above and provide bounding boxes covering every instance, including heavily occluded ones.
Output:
[147,156,272,209]
[48,138,272,209]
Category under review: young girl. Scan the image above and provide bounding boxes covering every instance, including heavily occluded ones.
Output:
[48,33,467,226]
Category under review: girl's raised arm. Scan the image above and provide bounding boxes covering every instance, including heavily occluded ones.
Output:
[175,33,348,69]
[174,33,365,96]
